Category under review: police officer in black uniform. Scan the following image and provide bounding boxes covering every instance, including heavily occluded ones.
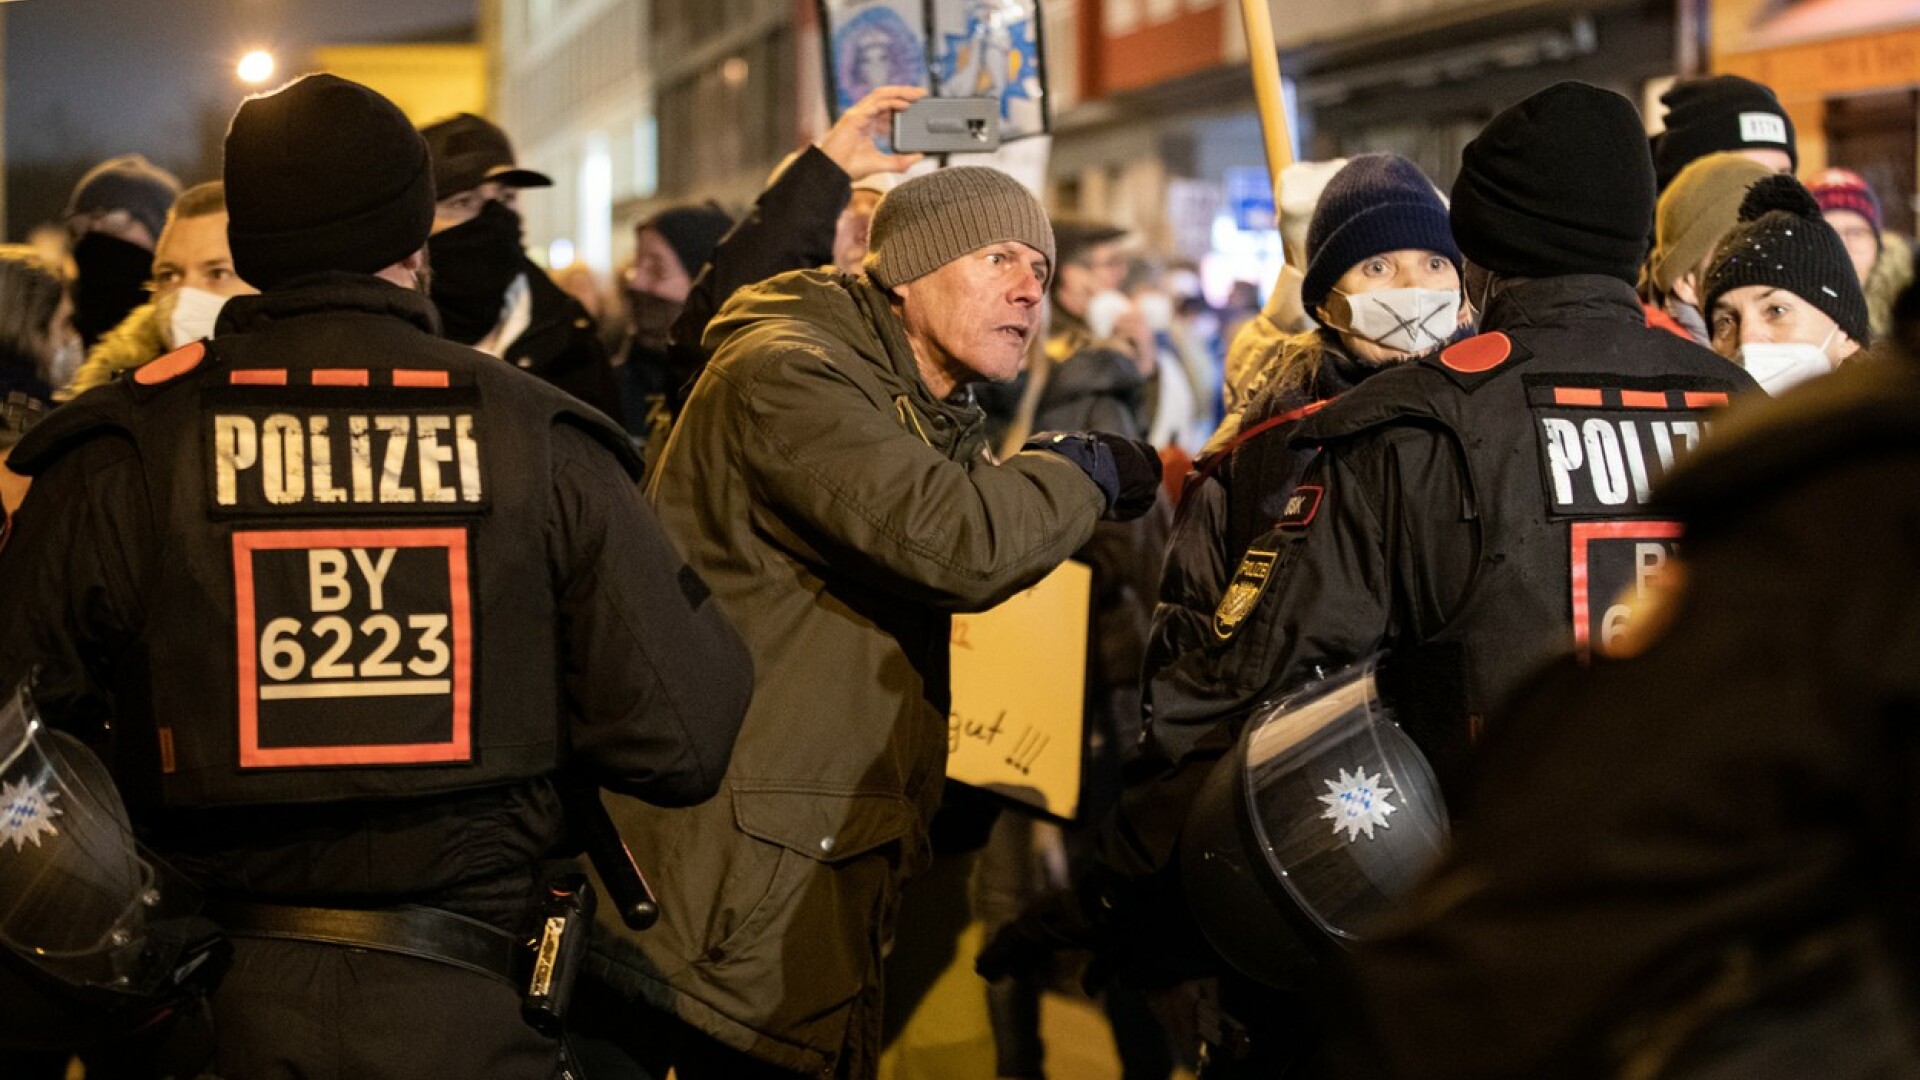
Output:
[1155,81,1757,773]
[981,82,1760,1075]
[1353,327,1920,1080]
[0,74,752,1078]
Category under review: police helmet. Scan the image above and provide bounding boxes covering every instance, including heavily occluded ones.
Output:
[1181,658,1449,987]
[0,680,225,1049]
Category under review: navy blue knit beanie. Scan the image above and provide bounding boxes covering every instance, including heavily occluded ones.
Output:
[1301,153,1460,314]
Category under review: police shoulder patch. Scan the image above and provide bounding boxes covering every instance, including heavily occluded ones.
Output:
[1214,544,1280,641]
[1276,484,1323,529]
[1440,332,1512,374]
[134,341,207,386]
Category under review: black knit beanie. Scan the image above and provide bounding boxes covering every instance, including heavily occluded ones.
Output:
[64,155,181,243]
[638,205,735,278]
[1450,82,1654,285]
[1702,174,1870,345]
[224,74,436,289]
[1301,153,1459,313]
[1651,75,1796,192]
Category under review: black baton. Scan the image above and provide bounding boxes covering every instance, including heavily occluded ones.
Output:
[571,787,660,930]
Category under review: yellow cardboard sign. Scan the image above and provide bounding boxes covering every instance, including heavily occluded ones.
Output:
[947,560,1090,820]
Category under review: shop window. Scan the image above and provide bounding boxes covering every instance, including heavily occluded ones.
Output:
[1827,90,1918,238]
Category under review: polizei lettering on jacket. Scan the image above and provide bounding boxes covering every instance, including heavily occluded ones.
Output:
[204,387,490,517]
[1527,381,1727,517]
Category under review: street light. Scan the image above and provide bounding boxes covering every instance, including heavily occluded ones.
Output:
[237,50,276,85]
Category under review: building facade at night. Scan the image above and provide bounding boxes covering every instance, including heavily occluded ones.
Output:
[1045,0,1679,288]
[1711,0,1920,235]
[484,0,1920,289]
[486,0,804,278]
[310,42,486,127]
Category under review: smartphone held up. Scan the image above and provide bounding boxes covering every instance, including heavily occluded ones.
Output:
[890,97,1001,154]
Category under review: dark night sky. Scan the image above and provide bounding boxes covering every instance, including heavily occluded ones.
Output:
[5,0,476,234]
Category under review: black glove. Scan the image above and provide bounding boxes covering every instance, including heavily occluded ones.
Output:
[1022,431,1162,522]
[975,882,1111,983]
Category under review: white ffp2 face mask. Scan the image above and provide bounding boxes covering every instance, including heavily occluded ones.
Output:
[1329,287,1461,355]
[1086,289,1133,340]
[167,286,229,350]
[1736,328,1836,396]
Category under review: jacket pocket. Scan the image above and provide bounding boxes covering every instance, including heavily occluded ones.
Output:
[733,784,919,864]
[696,786,917,994]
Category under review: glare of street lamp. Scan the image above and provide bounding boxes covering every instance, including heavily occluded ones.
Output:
[237,51,276,85]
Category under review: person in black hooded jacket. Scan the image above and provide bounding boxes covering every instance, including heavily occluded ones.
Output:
[420,113,625,421]
[63,154,180,352]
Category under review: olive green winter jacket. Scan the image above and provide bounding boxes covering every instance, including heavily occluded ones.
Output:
[587,270,1104,1078]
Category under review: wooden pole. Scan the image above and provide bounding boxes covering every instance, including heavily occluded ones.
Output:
[1238,0,1293,242]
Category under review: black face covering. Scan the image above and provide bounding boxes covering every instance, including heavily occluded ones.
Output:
[70,233,153,349]
[624,290,683,353]
[428,200,527,345]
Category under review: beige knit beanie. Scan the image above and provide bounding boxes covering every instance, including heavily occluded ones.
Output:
[864,166,1055,288]
[1650,151,1776,294]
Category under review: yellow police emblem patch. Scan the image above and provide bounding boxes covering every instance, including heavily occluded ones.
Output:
[1213,547,1279,640]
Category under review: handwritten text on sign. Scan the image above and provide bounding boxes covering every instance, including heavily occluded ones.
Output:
[946,560,1090,820]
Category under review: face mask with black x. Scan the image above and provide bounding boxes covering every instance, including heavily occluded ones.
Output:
[1323,287,1462,356]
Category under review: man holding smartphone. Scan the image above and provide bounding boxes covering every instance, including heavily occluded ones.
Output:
[581,166,1163,1080]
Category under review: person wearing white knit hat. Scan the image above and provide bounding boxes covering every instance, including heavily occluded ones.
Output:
[1223,157,1349,412]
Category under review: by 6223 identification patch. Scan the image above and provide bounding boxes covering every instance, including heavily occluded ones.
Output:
[232,527,474,769]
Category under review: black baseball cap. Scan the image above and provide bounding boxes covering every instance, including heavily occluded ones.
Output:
[419,113,552,199]
[1052,220,1130,268]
